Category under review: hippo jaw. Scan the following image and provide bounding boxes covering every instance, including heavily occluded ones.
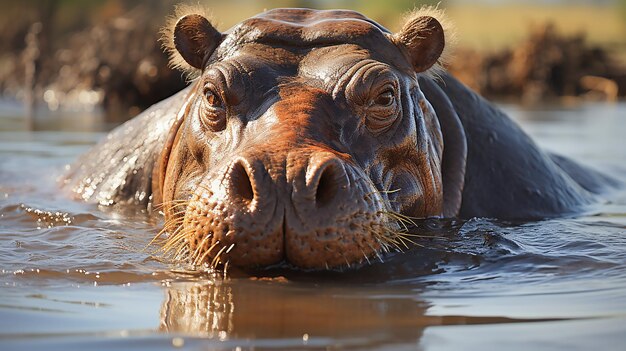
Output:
[155,7,451,270]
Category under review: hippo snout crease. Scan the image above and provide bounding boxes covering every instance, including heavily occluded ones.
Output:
[181,152,389,270]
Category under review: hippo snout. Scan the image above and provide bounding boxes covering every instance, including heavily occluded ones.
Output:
[181,151,390,270]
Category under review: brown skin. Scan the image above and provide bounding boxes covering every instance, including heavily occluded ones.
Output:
[154,9,448,269]
[64,8,615,271]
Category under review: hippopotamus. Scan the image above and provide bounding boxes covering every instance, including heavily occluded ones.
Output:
[63,7,616,270]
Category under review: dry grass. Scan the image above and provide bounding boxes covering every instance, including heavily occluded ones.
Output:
[445,4,626,53]
[196,2,625,56]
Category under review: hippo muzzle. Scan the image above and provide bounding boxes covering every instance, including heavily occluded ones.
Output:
[183,149,388,269]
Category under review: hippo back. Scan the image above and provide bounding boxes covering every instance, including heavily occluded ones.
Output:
[62,87,190,208]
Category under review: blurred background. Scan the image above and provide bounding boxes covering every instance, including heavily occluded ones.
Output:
[0,0,625,126]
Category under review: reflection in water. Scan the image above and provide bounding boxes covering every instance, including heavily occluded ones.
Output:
[160,281,234,337]
[159,279,431,345]
[158,278,566,347]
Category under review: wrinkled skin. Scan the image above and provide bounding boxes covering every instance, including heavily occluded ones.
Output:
[64,8,617,271]
[156,9,447,269]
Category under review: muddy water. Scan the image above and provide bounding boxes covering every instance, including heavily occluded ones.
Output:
[1,102,625,350]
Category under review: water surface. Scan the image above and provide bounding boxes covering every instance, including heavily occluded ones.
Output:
[1,102,625,350]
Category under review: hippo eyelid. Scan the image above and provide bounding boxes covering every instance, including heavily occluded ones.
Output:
[200,85,227,132]
[202,84,227,112]
[343,61,399,105]
[369,83,397,107]
[342,63,401,134]
[206,60,258,107]
[203,87,224,108]
[333,59,380,100]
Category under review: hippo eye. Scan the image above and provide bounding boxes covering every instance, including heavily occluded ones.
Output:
[204,88,224,109]
[373,89,395,107]
[365,84,400,133]
[201,87,226,131]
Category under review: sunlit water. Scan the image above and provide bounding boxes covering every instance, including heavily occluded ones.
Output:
[1,101,625,350]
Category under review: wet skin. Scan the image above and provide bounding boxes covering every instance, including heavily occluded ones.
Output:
[64,8,616,270]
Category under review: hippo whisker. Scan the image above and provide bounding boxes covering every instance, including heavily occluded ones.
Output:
[369,215,424,252]
[159,211,184,230]
[210,245,229,270]
[165,209,189,222]
[161,229,188,254]
[380,200,443,232]
[193,238,220,266]
[145,227,171,252]
[360,249,372,265]
[381,210,447,240]
[223,260,230,277]
[173,239,190,261]
[161,219,182,236]
[373,227,413,251]
[190,234,214,265]
[225,243,236,254]
[370,243,386,264]
[161,217,185,239]
[380,211,415,233]
[359,185,418,252]
[145,216,186,254]
[152,199,190,211]
[160,237,187,260]
[160,212,184,230]
[193,240,221,267]
[343,256,351,269]
[158,224,192,258]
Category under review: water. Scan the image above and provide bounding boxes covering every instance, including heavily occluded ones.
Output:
[1,101,625,350]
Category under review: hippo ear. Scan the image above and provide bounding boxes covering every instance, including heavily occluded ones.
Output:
[161,7,223,73]
[173,14,222,69]
[394,16,444,73]
[394,7,454,74]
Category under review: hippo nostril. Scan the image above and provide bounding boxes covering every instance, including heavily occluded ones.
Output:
[230,161,254,203]
[315,163,339,207]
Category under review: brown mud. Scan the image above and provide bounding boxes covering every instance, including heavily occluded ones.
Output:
[447,22,626,103]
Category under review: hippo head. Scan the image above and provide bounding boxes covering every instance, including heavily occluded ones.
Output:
[153,7,462,270]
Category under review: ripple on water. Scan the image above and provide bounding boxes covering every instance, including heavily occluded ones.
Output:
[1,104,626,350]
